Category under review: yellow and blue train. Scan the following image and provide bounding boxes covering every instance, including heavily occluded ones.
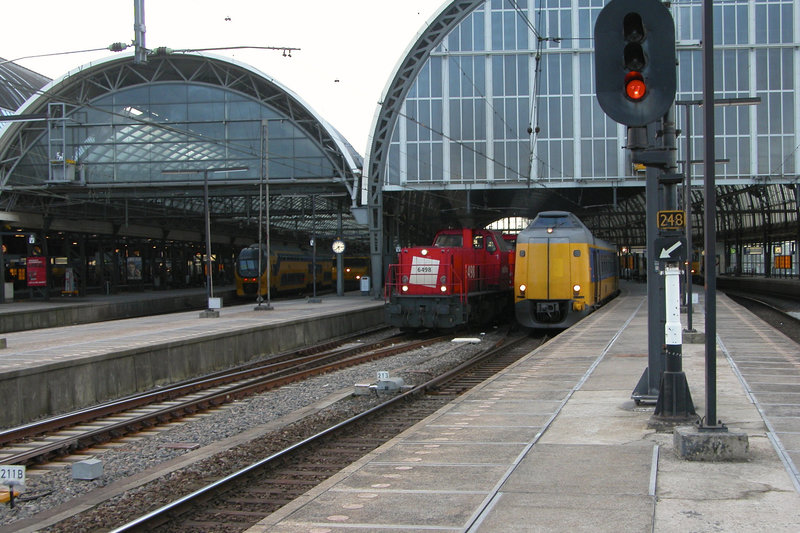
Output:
[514,211,619,329]
[235,244,333,297]
[332,255,370,291]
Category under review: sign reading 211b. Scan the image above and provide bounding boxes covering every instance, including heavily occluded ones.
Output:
[0,465,25,486]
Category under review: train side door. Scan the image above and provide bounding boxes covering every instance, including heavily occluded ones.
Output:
[591,248,600,303]
[468,231,483,291]
[480,232,502,288]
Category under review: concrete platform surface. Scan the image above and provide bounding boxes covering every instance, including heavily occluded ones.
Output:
[0,293,383,427]
[251,281,800,532]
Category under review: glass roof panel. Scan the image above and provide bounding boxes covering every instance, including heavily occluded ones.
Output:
[6,81,338,186]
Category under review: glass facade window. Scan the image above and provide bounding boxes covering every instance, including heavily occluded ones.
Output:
[9,82,339,186]
[382,0,799,191]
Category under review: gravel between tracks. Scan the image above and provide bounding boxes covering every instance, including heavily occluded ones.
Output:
[1,328,506,531]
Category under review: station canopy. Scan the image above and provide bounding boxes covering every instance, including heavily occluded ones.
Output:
[0,52,365,249]
[364,0,800,249]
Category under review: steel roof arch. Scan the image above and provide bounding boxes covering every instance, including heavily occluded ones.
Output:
[0,51,362,190]
[364,0,483,205]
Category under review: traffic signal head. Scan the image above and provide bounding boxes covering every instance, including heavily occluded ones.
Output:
[594,0,676,127]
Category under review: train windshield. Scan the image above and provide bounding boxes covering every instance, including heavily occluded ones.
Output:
[530,214,576,229]
[433,234,463,247]
[236,247,266,276]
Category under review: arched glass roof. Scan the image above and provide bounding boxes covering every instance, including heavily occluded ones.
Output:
[0,59,50,113]
[364,0,800,249]
[0,58,50,136]
[370,0,799,193]
[0,52,365,244]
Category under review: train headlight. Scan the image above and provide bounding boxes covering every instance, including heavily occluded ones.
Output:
[573,284,581,293]
[547,227,554,234]
[518,283,526,297]
[440,285,447,293]
[402,285,409,292]
[421,249,429,256]
[356,275,361,280]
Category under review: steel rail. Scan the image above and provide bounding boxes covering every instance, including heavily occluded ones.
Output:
[0,325,391,446]
[1,331,444,466]
[109,332,534,532]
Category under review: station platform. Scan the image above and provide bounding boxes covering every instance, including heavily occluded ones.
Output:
[718,275,800,317]
[0,292,383,428]
[253,281,800,532]
[0,286,238,334]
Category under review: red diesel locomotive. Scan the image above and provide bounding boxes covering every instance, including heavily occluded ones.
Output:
[384,228,515,330]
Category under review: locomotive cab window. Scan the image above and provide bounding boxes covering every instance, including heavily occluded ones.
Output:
[473,235,484,249]
[487,239,497,253]
[434,234,462,247]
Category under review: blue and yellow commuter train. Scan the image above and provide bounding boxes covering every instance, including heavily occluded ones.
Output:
[333,255,370,291]
[235,244,333,297]
[514,211,619,329]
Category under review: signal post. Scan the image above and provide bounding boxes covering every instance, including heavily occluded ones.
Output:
[594,0,694,424]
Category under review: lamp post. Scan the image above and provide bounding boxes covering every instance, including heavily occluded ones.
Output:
[675,96,759,333]
[255,120,273,311]
[307,195,322,303]
[201,169,214,316]
[162,165,248,318]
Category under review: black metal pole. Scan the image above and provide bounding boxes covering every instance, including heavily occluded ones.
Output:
[0,234,5,305]
[702,0,719,429]
[796,185,800,279]
[204,170,213,310]
[632,124,664,404]
[684,104,694,332]
[312,197,317,299]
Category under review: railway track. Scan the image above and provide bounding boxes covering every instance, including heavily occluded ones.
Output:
[0,326,447,467]
[725,291,800,345]
[110,332,544,532]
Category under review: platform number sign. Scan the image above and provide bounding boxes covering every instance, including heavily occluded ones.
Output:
[657,210,685,231]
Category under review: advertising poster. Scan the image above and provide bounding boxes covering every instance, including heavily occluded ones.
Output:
[127,257,142,281]
[26,257,47,287]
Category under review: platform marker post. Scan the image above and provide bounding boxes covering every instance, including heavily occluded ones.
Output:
[650,264,695,427]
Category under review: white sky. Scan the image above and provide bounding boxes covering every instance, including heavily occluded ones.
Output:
[4,0,445,156]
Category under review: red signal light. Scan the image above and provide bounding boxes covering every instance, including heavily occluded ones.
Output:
[625,71,646,100]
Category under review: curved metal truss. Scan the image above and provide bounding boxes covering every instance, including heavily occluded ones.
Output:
[579,183,799,251]
[363,0,484,291]
[0,53,366,246]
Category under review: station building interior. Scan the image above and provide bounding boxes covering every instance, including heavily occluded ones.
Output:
[0,0,798,299]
